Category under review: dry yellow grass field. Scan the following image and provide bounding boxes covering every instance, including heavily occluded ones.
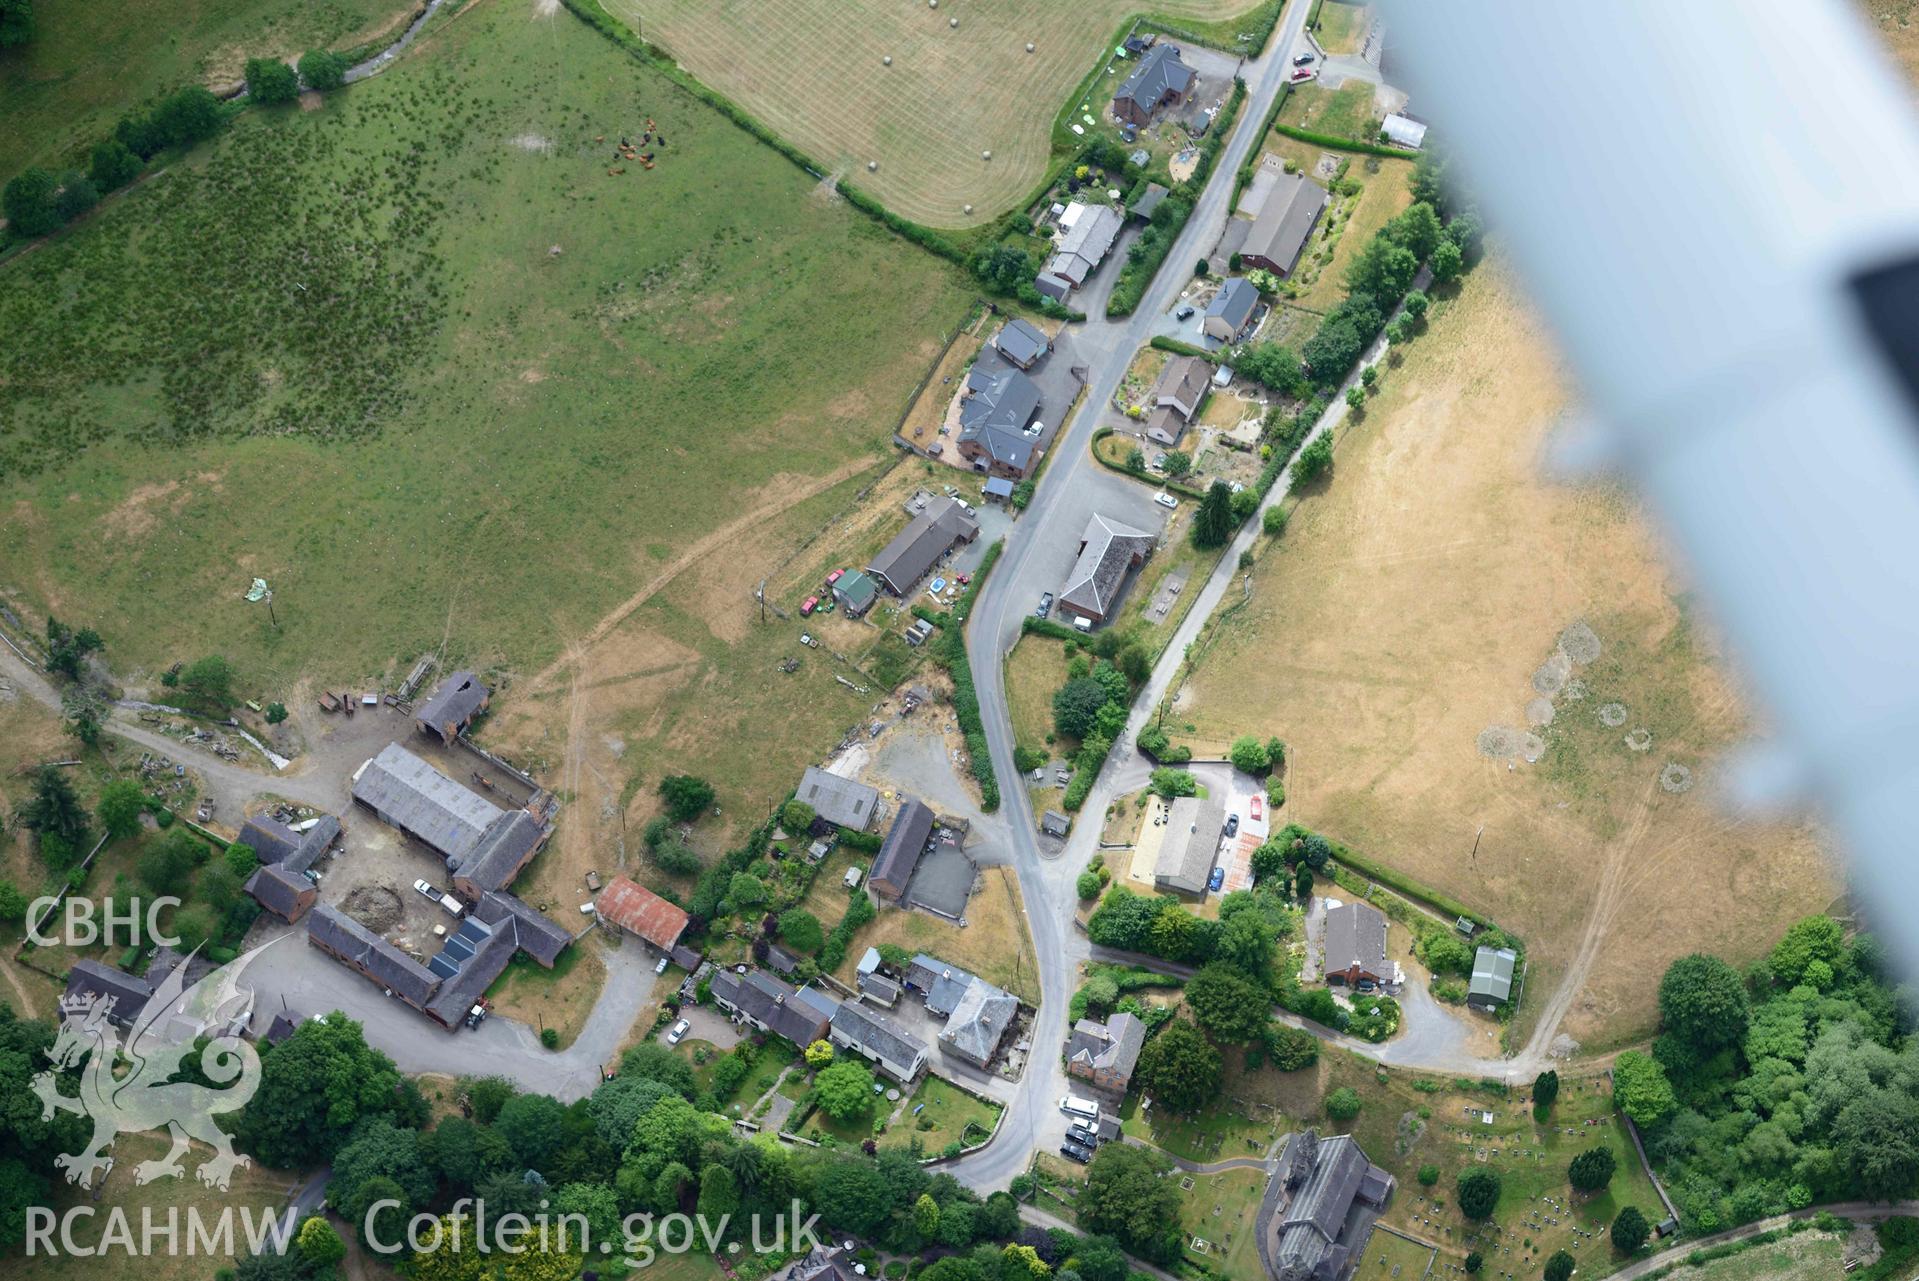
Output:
[598,0,1269,228]
[1863,0,1919,81]
[1177,266,1836,1049]
[832,866,1039,1003]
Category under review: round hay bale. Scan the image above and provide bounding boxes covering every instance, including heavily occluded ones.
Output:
[963,203,973,214]
[1526,697,1555,728]
[1027,41,1036,52]
[929,0,937,7]
[950,16,959,26]
[1598,702,1627,728]
[1560,620,1602,665]
[982,149,992,160]
[868,160,878,171]
[1660,762,1694,794]
[883,55,892,65]
[1532,652,1571,696]
[1519,733,1547,763]
[1624,728,1652,752]
[1477,726,1519,759]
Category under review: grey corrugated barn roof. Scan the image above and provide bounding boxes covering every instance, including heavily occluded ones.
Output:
[1323,901,1389,979]
[871,799,935,898]
[1469,946,1516,1003]
[1154,792,1226,893]
[1058,513,1155,622]
[796,766,881,830]
[352,743,503,862]
[450,809,546,893]
[416,671,488,735]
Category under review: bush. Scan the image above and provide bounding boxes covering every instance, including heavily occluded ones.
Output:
[3,168,60,238]
[1326,1087,1361,1121]
[1014,745,1046,774]
[298,48,349,92]
[88,138,142,193]
[1149,768,1197,799]
[1076,871,1102,900]
[1458,1169,1501,1220]
[1611,1206,1649,1254]
[1228,735,1271,774]
[152,86,225,147]
[540,1027,560,1050]
[1417,1165,1440,1187]
[245,57,300,104]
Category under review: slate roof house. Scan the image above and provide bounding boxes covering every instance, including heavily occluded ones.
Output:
[1260,1130,1393,1281]
[1113,43,1196,127]
[870,798,936,902]
[829,1000,930,1083]
[1205,276,1260,341]
[415,671,489,746]
[956,361,1042,479]
[63,959,156,1026]
[1323,901,1389,986]
[1241,170,1330,277]
[1044,202,1125,289]
[773,1246,862,1281]
[1058,513,1156,626]
[1468,946,1517,1011]
[245,864,318,922]
[993,318,1051,370]
[940,977,1018,1068]
[867,497,980,596]
[238,813,341,875]
[906,953,980,1016]
[1146,353,1213,447]
[711,969,833,1048]
[1066,1011,1146,1092]
[1154,792,1227,894]
[795,766,882,832]
[596,874,691,954]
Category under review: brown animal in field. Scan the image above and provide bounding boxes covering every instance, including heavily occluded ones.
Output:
[596,135,605,142]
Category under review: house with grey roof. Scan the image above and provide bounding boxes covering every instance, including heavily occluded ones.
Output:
[63,959,154,1026]
[1130,182,1170,222]
[1323,901,1389,986]
[1146,353,1213,447]
[773,1246,862,1281]
[245,864,317,922]
[829,1000,929,1083]
[792,984,840,1027]
[866,497,980,597]
[711,969,833,1048]
[1241,171,1330,277]
[1468,946,1517,1011]
[956,359,1042,479]
[1066,1011,1145,1093]
[858,971,902,1006]
[238,813,340,876]
[451,809,548,899]
[1260,1130,1394,1281]
[1040,810,1071,838]
[1113,43,1196,127]
[1154,792,1227,895]
[1044,203,1124,288]
[939,977,1018,1068]
[993,318,1051,371]
[870,798,935,902]
[1057,513,1155,626]
[905,953,979,1016]
[415,671,489,746]
[795,766,882,832]
[1205,276,1261,342]
[352,743,503,864]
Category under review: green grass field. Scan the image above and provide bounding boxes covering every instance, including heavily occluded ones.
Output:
[1120,1088,1283,1166]
[885,1075,1002,1154]
[0,0,968,692]
[1176,1166,1268,1278]
[1667,1231,1845,1281]
[0,0,413,179]
[1276,79,1378,142]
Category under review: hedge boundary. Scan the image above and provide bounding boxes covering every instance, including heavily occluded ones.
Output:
[1268,123,1419,160]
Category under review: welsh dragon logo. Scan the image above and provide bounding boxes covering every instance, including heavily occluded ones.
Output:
[32,943,270,1190]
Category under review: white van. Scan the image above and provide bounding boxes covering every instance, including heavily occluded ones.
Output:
[1060,1095,1101,1122]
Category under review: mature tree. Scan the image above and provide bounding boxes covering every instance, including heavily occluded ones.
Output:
[1402,289,1430,321]
[1194,481,1235,549]
[138,828,202,895]
[1163,451,1192,478]
[179,654,235,712]
[778,908,824,954]
[153,86,224,146]
[1463,1253,1482,1275]
[620,1042,698,1098]
[0,0,33,47]
[0,881,26,924]
[424,1116,511,1188]
[53,171,98,222]
[295,1215,346,1269]
[2,168,59,238]
[1345,386,1367,412]
[1568,1146,1616,1191]
[1659,953,1750,1052]
[1611,1051,1677,1126]
[813,1157,892,1234]
[1234,343,1306,397]
[327,1117,435,1215]
[238,1016,403,1167]
[1124,446,1147,475]
[1295,426,1340,487]
[1134,1018,1219,1114]
[726,872,766,910]
[21,766,90,851]
[914,1191,941,1237]
[1393,202,1445,261]
[1834,1084,1919,1198]
[1542,1251,1575,1281]
[814,1060,877,1122]
[1345,237,1418,300]
[1149,767,1197,799]
[464,1076,518,1124]
[1077,1144,1182,1263]
[97,778,147,840]
[1053,677,1111,739]
[1184,965,1269,1044]
[696,1164,740,1220]
[1326,1087,1362,1122]
[493,1092,568,1171]
[1250,840,1287,885]
[1770,915,1845,988]
[44,617,103,679]
[1266,1025,1319,1072]
[298,48,349,91]
[1299,833,1333,871]
[1228,736,1271,774]
[89,138,142,192]
[1118,643,1150,687]
[1610,1206,1650,1253]
[1429,238,1464,284]
[1457,1169,1501,1220]
[1216,908,1279,980]
[657,774,714,822]
[245,57,300,104]
[1533,1069,1561,1109]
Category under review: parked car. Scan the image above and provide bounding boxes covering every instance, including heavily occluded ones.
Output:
[1175,304,1195,320]
[413,879,440,900]
[585,869,602,891]
[1251,795,1263,821]
[1155,492,1178,509]
[825,568,843,588]
[666,1018,691,1045]
[1293,52,1315,66]
[1059,1143,1093,1165]
[1225,813,1240,837]
[801,596,819,616]
[1036,592,1054,618]
[1356,979,1378,994]
[1291,67,1313,82]
[1208,866,1226,893]
[655,955,670,974]
[1067,1122,1101,1146]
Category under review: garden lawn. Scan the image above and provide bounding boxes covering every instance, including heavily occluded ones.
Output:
[1120,1089,1281,1166]
[884,1075,1002,1155]
[1006,634,1071,758]
[1276,79,1378,143]
[830,866,1038,1004]
[1313,1,1373,56]
[483,931,606,1049]
[1176,1166,1268,1277]
[1667,1231,1845,1281]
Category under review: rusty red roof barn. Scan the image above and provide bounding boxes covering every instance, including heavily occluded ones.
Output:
[596,874,690,951]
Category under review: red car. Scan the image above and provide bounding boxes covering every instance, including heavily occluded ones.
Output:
[1250,795,1263,822]
[801,596,819,616]
[1290,67,1313,82]
[825,569,844,587]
